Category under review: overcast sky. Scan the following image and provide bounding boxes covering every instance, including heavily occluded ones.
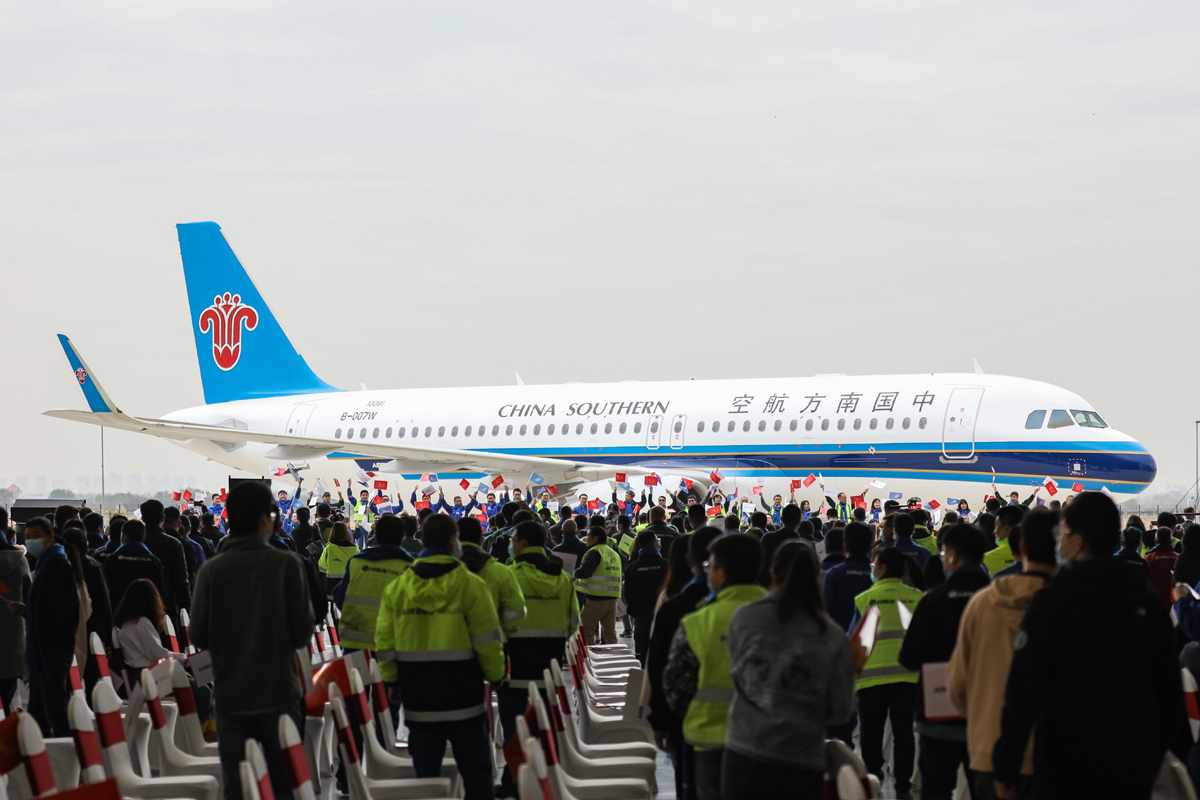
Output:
[1,1,1197,499]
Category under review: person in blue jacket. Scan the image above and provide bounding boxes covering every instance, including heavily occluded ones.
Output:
[436,491,477,520]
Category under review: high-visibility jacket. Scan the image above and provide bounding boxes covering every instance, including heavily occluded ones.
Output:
[507,548,580,685]
[853,577,924,691]
[460,542,526,634]
[349,496,374,528]
[318,542,358,580]
[616,533,637,559]
[983,538,1014,576]
[913,527,939,556]
[574,544,622,599]
[374,554,504,723]
[680,583,768,749]
[338,546,413,650]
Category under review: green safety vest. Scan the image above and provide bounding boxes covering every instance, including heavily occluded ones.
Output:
[574,544,622,598]
[680,584,768,749]
[351,499,374,528]
[509,549,580,641]
[852,577,924,691]
[374,555,505,700]
[617,533,636,558]
[913,526,939,556]
[338,552,412,650]
[318,543,359,580]
[983,538,1014,575]
[461,543,527,633]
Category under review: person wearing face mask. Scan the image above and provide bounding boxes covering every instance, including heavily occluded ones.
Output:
[991,492,1182,800]
[24,515,83,736]
[190,481,316,799]
[375,513,504,800]
[897,524,990,800]
[851,547,925,800]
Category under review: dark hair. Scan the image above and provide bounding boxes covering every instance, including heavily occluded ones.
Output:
[1020,508,1058,565]
[398,515,418,538]
[163,505,181,524]
[122,519,146,543]
[749,511,768,530]
[457,516,483,544]
[974,512,995,540]
[109,515,127,541]
[633,530,657,555]
[514,521,545,548]
[54,504,80,533]
[773,541,826,629]
[649,506,667,523]
[295,506,310,523]
[1122,528,1143,551]
[687,526,723,569]
[844,522,872,558]
[781,504,802,527]
[500,501,520,524]
[329,522,354,546]
[114,578,166,632]
[201,513,215,528]
[708,534,761,585]
[374,514,404,546]
[616,515,632,532]
[662,535,692,596]
[422,514,457,550]
[225,483,275,535]
[316,502,332,518]
[823,525,844,555]
[852,507,867,523]
[25,516,53,538]
[58,525,88,586]
[686,505,707,531]
[83,512,104,535]
[894,513,914,540]
[1157,527,1173,548]
[1062,491,1120,555]
[995,504,1025,535]
[873,546,907,579]
[941,523,985,565]
[723,515,741,532]
[513,510,536,525]
[1128,514,1146,531]
[1183,524,1200,556]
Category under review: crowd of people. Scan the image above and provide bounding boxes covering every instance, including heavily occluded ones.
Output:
[2,478,1199,800]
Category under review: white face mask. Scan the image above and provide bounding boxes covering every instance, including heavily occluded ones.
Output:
[26,537,47,558]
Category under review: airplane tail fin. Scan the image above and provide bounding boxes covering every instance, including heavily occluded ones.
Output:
[176,221,336,404]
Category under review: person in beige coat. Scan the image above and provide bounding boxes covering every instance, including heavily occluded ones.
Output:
[947,509,1058,800]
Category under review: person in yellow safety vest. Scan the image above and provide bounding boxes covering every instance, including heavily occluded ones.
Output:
[911,508,939,556]
[496,519,581,795]
[573,523,623,644]
[373,514,504,800]
[317,522,360,595]
[616,514,638,560]
[456,516,526,634]
[662,533,766,800]
[333,514,413,651]
[345,483,375,548]
[852,546,924,799]
[984,505,1025,575]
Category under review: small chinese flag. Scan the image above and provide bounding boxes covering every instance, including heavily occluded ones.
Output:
[751,485,763,495]
[182,490,193,502]
[1072,482,1084,493]
[373,480,388,490]
[587,498,600,511]
[491,475,505,489]
[643,474,660,486]
[1043,477,1059,496]
[172,491,182,502]
[790,479,802,490]
[615,472,627,484]
[802,474,817,488]
[415,500,431,511]
[546,484,558,495]
[706,506,721,517]
[852,496,866,509]
[219,488,227,501]
[681,478,694,491]
[710,470,723,484]
[371,495,387,507]
[927,499,941,510]
[459,478,471,491]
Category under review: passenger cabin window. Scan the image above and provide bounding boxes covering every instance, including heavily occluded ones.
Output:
[398,427,406,438]
[505,424,513,435]
[619,422,627,434]
[1072,410,1108,428]
[1047,409,1074,429]
[757,420,766,432]
[634,422,643,434]
[335,428,343,439]
[1025,410,1047,430]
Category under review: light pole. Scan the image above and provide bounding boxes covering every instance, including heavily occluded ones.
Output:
[1195,420,1199,511]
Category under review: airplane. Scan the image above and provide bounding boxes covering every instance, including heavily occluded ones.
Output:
[47,221,1157,513]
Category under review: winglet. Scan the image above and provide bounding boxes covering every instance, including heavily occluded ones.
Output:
[56,334,122,414]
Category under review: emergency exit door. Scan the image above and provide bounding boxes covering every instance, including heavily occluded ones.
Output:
[646,414,663,450]
[942,388,984,460]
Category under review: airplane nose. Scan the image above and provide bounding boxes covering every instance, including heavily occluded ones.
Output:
[1141,442,1158,487]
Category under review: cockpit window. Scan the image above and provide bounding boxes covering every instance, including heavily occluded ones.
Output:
[1071,410,1107,429]
[1047,409,1075,429]
[1024,410,1046,430]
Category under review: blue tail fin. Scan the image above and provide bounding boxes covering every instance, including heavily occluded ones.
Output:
[177,221,336,404]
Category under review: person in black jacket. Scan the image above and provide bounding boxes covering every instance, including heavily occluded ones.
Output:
[993,492,1183,799]
[60,523,113,666]
[758,504,803,585]
[646,526,722,800]
[103,519,168,612]
[643,506,680,557]
[140,500,190,619]
[623,531,666,662]
[24,516,81,736]
[898,524,990,800]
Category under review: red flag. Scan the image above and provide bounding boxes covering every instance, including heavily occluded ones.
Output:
[706,506,721,517]
[172,491,182,502]
[710,470,722,484]
[802,474,817,488]
[371,495,387,507]
[852,495,866,509]
[614,472,627,484]
[1043,477,1059,496]
[587,498,600,511]
[415,500,431,511]
[218,488,227,501]
[789,479,802,490]
[273,467,287,477]
[643,474,660,486]
[491,475,505,489]
[927,499,941,510]
[373,480,388,490]
[459,478,471,491]
[681,478,694,491]
[182,489,193,502]
[546,484,558,495]
[1071,482,1084,493]
[751,485,763,495]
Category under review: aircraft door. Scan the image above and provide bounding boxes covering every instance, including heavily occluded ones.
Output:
[646,414,663,450]
[941,388,984,460]
[669,414,687,449]
[285,403,318,436]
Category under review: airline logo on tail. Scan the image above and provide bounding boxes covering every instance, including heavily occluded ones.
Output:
[198,291,259,371]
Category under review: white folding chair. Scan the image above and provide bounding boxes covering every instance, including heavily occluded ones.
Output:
[6,711,58,800]
[168,661,218,758]
[278,714,318,800]
[546,662,655,760]
[243,739,274,800]
[67,692,108,786]
[139,666,222,786]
